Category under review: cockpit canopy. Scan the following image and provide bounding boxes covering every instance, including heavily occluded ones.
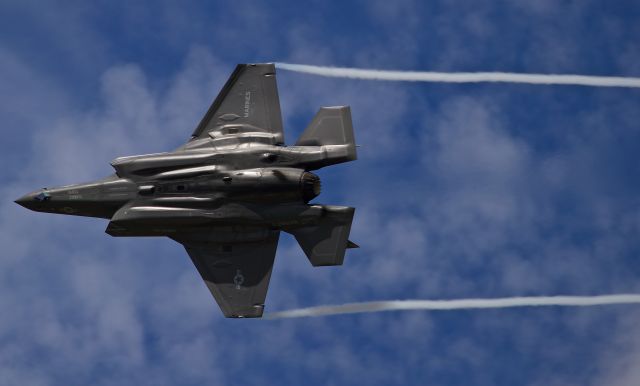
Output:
[34,191,51,201]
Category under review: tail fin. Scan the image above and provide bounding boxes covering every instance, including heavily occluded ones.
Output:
[287,205,357,267]
[296,106,357,163]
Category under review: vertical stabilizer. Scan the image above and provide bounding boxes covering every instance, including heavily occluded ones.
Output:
[296,106,357,165]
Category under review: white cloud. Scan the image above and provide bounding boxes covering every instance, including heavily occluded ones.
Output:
[594,310,640,386]
[2,2,640,385]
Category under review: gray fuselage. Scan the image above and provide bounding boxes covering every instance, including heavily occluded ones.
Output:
[15,141,352,240]
[15,63,359,318]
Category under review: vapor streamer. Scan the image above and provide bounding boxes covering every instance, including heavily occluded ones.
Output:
[265,294,640,319]
[275,63,640,88]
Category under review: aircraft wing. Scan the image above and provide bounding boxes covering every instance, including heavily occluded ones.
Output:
[190,63,285,145]
[172,231,280,318]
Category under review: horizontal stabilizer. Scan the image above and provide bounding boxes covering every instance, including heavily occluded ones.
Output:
[287,205,356,266]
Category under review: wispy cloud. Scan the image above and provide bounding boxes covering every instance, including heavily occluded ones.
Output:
[4,1,640,385]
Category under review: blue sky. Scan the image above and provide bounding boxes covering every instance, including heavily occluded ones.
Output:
[2,1,640,385]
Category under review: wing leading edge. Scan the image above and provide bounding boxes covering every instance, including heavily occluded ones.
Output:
[173,231,280,318]
[190,63,285,145]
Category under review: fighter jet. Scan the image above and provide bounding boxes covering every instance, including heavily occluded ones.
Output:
[15,63,358,318]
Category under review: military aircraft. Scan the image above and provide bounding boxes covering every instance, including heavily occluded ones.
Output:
[15,63,358,318]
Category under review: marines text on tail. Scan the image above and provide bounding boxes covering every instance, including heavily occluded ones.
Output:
[16,63,358,318]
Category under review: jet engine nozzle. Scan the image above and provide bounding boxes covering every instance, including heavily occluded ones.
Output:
[301,172,321,203]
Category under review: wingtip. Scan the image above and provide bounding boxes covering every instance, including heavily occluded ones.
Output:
[225,304,265,319]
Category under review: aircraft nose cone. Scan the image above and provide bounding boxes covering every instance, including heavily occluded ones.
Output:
[15,191,49,211]
[15,193,35,209]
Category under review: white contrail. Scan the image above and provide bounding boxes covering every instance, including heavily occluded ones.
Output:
[275,63,640,88]
[265,294,640,319]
